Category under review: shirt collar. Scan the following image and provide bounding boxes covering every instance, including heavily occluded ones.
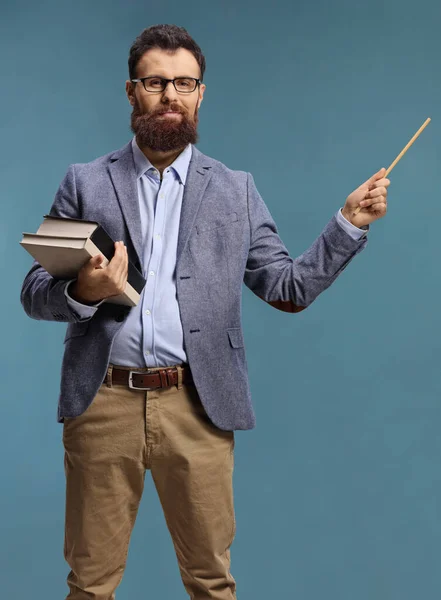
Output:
[131,136,192,185]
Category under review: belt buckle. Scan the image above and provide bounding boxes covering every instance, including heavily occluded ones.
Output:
[128,370,154,390]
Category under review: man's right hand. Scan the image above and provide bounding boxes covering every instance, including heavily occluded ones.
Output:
[70,241,129,305]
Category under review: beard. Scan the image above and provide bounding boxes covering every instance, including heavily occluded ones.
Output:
[130,99,199,152]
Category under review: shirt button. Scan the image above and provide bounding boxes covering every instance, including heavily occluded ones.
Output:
[160,193,165,199]
[149,271,155,276]
[145,350,150,355]
[145,309,151,315]
[156,234,161,239]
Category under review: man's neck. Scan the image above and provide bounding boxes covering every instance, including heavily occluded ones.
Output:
[136,139,186,177]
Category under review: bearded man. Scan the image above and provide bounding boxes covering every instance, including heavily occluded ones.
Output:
[20,23,389,600]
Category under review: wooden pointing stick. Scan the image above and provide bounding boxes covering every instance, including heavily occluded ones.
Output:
[353,117,431,216]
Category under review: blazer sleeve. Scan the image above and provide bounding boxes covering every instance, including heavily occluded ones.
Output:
[20,164,91,323]
[243,172,368,313]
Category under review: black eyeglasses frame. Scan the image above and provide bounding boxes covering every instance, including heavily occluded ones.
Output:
[130,76,202,94]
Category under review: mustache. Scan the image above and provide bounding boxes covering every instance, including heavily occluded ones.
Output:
[146,104,186,118]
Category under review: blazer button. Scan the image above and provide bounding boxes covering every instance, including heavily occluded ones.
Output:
[115,313,125,322]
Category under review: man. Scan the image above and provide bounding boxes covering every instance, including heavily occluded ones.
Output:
[20,23,389,600]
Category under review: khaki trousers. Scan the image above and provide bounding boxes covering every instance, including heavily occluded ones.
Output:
[62,364,237,599]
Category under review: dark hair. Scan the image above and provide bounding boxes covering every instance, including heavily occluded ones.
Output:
[128,24,206,81]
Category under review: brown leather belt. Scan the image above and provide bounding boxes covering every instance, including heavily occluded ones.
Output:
[111,365,193,390]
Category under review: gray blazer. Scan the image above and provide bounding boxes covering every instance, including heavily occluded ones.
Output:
[20,142,367,430]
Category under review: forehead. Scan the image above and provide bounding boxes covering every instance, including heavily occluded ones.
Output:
[136,48,200,77]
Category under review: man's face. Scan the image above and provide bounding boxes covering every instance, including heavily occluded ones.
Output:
[126,48,206,152]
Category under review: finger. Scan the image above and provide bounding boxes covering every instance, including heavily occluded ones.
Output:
[365,186,388,199]
[114,244,128,282]
[105,243,124,285]
[364,167,386,187]
[359,195,386,209]
[119,244,128,275]
[109,241,124,267]
[119,243,128,270]
[117,247,129,291]
[368,202,387,214]
[370,178,391,190]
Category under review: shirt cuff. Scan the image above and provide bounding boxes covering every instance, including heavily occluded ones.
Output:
[336,209,369,241]
[65,279,103,318]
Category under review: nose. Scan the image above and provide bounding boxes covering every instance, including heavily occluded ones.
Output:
[161,80,179,103]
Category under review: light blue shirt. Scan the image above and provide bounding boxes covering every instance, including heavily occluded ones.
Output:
[65,138,367,367]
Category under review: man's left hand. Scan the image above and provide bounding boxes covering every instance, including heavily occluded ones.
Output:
[341,168,390,228]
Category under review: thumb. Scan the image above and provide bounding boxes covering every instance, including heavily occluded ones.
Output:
[86,253,104,271]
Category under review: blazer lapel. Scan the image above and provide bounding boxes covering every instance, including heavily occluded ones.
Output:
[108,143,143,267]
[108,142,213,270]
[177,146,213,266]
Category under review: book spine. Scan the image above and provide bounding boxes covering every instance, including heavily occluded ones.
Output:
[90,227,145,294]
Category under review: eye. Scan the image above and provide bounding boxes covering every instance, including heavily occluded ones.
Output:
[175,78,198,93]
[148,78,163,88]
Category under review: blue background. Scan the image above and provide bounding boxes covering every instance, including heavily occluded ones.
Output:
[1,0,440,598]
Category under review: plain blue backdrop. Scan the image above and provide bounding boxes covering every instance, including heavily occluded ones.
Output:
[1,0,440,598]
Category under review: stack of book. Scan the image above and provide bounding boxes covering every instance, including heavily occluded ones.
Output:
[20,215,146,307]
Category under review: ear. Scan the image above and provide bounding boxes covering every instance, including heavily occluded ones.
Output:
[197,83,206,110]
[125,80,135,106]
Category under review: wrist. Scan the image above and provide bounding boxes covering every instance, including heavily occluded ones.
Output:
[341,206,355,226]
[70,281,101,306]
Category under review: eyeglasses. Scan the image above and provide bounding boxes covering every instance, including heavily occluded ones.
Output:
[131,76,201,94]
